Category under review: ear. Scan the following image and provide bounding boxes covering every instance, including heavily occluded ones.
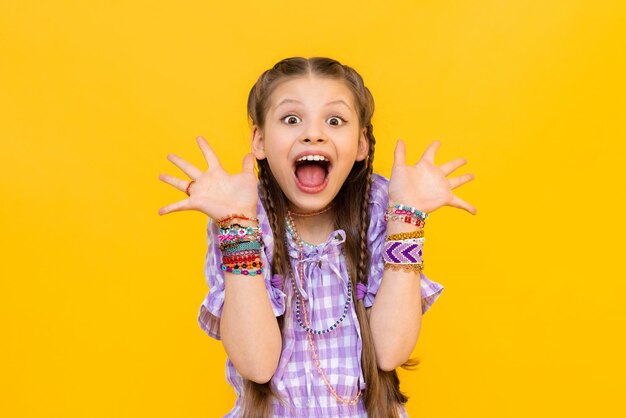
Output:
[251,125,266,160]
[355,127,370,162]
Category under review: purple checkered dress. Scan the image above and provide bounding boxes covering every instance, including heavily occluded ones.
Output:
[198,174,444,417]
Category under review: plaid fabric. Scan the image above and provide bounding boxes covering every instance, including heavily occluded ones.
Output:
[198,174,444,417]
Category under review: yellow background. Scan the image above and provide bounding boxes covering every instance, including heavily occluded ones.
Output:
[2,1,625,416]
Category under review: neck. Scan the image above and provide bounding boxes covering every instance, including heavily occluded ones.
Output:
[289,202,334,218]
[289,208,336,246]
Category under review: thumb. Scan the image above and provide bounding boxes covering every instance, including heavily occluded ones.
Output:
[394,139,406,167]
[242,152,255,173]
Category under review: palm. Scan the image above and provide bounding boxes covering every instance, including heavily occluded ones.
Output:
[158,136,259,219]
[388,140,476,215]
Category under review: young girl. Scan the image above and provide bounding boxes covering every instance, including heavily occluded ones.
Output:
[158,57,476,418]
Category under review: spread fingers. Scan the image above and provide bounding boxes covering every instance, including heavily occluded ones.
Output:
[449,173,475,189]
[166,153,202,179]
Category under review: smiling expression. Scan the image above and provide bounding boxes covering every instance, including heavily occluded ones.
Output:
[252,75,369,213]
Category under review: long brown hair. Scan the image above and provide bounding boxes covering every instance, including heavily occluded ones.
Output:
[244,57,420,418]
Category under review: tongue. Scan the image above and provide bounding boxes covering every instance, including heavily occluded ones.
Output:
[296,163,326,187]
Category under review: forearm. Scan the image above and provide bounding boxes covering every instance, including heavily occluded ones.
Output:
[220,273,282,383]
[368,222,423,371]
[217,213,282,384]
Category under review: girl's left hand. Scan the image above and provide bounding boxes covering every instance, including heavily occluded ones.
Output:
[388,139,477,215]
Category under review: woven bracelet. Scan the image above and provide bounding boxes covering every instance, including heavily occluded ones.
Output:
[383,240,423,264]
[221,240,262,253]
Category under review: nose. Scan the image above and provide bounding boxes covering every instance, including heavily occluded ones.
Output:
[302,136,326,144]
[301,121,327,144]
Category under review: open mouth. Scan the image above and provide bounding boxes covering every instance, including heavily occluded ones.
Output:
[294,154,331,193]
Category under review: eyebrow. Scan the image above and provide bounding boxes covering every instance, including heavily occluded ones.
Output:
[273,98,352,111]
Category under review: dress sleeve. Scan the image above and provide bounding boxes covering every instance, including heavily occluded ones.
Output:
[362,174,444,314]
[197,199,286,340]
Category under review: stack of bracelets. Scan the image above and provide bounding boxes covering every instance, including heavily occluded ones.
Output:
[383,202,428,273]
[216,214,264,276]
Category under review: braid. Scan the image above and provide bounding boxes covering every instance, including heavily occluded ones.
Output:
[354,125,402,418]
[357,124,418,417]
[357,124,376,287]
[241,160,288,418]
[258,161,285,275]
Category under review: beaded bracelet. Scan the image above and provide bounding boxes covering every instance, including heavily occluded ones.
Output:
[387,203,429,221]
[218,225,261,246]
[386,230,424,241]
[218,224,260,236]
[221,259,264,270]
[221,263,264,276]
[222,262,264,271]
[384,212,426,227]
[222,253,263,263]
[221,249,260,257]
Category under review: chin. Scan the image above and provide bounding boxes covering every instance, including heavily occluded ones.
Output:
[286,195,334,213]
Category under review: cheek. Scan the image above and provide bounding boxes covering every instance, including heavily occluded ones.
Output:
[266,154,294,183]
[339,133,362,157]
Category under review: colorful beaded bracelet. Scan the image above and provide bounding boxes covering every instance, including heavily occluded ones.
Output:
[218,225,261,246]
[388,203,429,221]
[221,260,264,270]
[222,251,263,262]
[387,208,427,220]
[384,212,426,227]
[218,225,260,236]
[222,253,263,263]
[221,263,264,276]
[222,262,264,271]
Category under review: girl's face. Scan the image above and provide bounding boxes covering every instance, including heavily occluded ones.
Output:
[252,75,369,213]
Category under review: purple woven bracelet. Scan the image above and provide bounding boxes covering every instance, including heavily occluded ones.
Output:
[383,239,424,264]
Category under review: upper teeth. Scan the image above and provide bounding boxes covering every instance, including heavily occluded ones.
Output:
[297,155,328,162]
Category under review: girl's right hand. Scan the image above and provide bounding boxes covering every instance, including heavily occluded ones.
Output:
[158,136,259,219]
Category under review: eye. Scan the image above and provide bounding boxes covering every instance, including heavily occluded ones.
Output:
[327,115,346,126]
[281,115,301,125]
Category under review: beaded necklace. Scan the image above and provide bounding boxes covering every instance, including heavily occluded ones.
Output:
[285,222,352,335]
[285,210,362,405]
